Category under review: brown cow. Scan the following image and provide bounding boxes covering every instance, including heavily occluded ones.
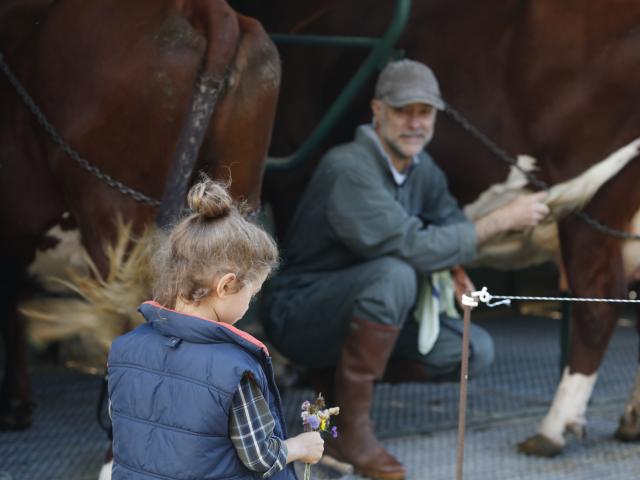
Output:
[236,0,640,457]
[0,0,279,429]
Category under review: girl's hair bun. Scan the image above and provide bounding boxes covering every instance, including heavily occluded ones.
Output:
[187,177,233,219]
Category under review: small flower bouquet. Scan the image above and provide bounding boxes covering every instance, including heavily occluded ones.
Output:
[301,393,340,480]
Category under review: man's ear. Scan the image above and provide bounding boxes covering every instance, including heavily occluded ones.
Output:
[215,273,237,298]
[371,99,382,119]
[371,99,386,130]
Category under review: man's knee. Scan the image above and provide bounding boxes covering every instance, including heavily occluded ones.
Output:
[469,325,495,376]
[353,257,417,327]
[420,321,494,379]
[376,256,418,303]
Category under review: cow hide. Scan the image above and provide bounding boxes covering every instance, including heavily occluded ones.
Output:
[464,137,640,269]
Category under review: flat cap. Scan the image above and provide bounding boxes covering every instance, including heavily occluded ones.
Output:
[375,59,444,110]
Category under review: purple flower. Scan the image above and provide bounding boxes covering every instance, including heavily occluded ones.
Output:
[331,426,338,438]
[306,414,320,430]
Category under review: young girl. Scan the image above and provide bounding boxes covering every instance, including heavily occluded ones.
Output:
[107,178,323,479]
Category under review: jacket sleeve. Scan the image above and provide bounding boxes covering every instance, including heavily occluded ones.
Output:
[229,374,287,478]
[325,165,477,273]
[420,162,469,226]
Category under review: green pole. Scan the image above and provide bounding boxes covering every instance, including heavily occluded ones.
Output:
[269,35,381,49]
[266,0,411,171]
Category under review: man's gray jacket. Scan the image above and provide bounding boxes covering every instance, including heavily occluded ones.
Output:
[280,125,477,276]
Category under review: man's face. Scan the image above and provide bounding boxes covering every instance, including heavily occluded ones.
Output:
[371,100,437,161]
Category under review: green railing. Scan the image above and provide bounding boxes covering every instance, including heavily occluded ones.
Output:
[266,0,411,171]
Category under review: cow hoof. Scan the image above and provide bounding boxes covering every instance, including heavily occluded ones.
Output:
[0,402,33,431]
[517,434,564,457]
[566,422,586,440]
[614,410,640,442]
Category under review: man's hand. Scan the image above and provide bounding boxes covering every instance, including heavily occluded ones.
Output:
[500,191,550,230]
[451,265,475,309]
[475,191,550,245]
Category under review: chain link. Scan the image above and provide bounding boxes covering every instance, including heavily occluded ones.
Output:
[0,51,161,207]
[5,47,639,230]
[444,103,640,241]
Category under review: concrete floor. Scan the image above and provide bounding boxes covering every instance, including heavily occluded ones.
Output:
[1,311,639,480]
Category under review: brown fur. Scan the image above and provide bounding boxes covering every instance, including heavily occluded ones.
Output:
[0,0,280,427]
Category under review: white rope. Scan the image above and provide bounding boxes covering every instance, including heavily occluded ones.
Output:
[468,287,640,308]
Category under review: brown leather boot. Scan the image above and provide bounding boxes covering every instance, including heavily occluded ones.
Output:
[327,317,406,480]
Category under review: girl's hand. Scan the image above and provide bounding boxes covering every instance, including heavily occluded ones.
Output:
[285,432,325,464]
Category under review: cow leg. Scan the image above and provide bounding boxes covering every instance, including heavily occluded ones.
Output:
[518,365,598,457]
[615,298,640,441]
[0,263,33,430]
[518,302,616,457]
[616,368,640,441]
[519,219,623,456]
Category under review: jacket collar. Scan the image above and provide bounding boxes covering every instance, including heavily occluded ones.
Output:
[355,124,420,185]
[139,301,269,357]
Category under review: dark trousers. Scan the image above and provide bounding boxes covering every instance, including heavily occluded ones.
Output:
[264,257,494,377]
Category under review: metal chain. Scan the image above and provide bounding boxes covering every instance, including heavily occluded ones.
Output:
[444,103,640,241]
[0,51,161,207]
[5,45,638,233]
[571,210,640,241]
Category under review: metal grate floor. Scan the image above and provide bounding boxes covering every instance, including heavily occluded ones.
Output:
[1,313,639,480]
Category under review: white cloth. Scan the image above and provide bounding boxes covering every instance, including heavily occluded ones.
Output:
[414,270,460,355]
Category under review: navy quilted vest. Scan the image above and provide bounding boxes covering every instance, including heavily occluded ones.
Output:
[108,301,297,480]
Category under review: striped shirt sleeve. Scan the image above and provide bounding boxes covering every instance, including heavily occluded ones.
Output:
[229,373,288,478]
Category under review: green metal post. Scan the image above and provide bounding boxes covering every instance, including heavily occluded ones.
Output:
[266,0,411,171]
[268,35,381,49]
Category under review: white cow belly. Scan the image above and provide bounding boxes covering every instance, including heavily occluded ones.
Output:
[28,220,87,292]
[538,367,597,445]
[465,138,640,270]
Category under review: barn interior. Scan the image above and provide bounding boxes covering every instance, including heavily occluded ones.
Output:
[2,265,639,480]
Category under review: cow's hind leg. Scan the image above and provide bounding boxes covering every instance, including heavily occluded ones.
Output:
[0,262,33,430]
[518,219,623,456]
[616,369,640,441]
[615,295,640,441]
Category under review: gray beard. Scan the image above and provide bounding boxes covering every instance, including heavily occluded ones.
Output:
[388,129,435,160]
